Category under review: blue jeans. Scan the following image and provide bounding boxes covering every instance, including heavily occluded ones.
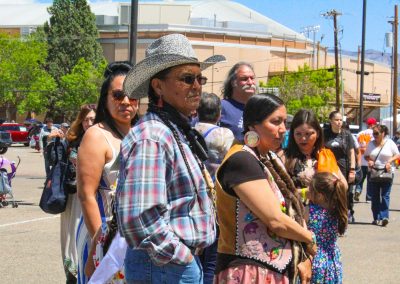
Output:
[199,239,217,284]
[356,166,371,200]
[369,180,392,221]
[124,249,203,284]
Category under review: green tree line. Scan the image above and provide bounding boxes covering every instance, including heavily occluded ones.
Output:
[260,64,336,122]
[0,0,106,122]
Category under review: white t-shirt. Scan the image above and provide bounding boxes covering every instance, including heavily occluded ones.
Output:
[364,138,399,170]
[352,135,360,149]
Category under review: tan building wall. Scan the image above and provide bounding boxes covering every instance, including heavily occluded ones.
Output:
[100,31,324,98]
[326,55,391,106]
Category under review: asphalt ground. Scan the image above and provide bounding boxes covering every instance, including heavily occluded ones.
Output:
[0,146,399,283]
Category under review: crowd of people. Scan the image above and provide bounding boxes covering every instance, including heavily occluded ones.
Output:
[34,33,399,284]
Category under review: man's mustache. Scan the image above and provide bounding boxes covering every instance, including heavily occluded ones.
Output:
[242,84,257,91]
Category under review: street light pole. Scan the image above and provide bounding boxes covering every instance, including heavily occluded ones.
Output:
[358,0,367,130]
[129,0,139,65]
[301,25,320,69]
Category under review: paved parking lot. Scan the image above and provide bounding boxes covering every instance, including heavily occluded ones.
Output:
[0,145,400,283]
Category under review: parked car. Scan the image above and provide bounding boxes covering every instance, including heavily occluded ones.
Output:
[0,130,12,154]
[0,123,29,146]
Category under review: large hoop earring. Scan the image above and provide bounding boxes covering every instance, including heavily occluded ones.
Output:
[244,131,260,148]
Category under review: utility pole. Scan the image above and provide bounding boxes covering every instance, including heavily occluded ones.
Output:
[358,0,367,129]
[339,42,345,115]
[129,0,139,65]
[323,10,342,111]
[393,5,398,133]
[388,20,394,136]
[356,46,360,97]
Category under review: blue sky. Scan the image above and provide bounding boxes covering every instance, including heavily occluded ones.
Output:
[11,0,400,52]
[234,0,399,53]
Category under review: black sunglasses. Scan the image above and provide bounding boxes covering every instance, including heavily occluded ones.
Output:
[111,90,138,106]
[372,132,381,136]
[178,74,208,86]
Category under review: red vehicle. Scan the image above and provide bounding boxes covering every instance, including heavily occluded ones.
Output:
[0,123,29,146]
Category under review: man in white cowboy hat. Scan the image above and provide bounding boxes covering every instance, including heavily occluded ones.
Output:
[116,33,225,283]
[220,62,256,142]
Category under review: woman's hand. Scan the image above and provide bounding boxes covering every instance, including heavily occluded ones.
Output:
[306,242,317,256]
[348,170,355,183]
[305,232,317,256]
[386,162,392,172]
[85,228,102,278]
[367,160,374,168]
[297,257,312,284]
[85,257,96,278]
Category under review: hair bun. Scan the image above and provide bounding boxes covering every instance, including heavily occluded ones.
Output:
[104,61,133,78]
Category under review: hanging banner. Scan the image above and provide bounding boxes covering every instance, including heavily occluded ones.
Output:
[363,93,381,103]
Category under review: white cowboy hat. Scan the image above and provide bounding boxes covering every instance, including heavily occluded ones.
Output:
[123,33,226,100]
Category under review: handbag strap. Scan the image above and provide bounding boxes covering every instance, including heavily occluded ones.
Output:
[373,140,388,163]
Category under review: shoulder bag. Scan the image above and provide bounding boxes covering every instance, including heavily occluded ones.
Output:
[369,141,393,183]
[39,137,69,214]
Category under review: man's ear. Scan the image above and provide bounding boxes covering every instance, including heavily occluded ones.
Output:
[150,78,163,97]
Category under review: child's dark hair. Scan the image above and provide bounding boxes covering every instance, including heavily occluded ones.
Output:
[310,172,348,235]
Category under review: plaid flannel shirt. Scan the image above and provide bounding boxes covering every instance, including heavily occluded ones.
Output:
[116,112,216,265]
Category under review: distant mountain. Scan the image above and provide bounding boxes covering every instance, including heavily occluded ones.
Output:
[328,48,393,66]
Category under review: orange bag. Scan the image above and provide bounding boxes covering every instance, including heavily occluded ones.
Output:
[317,148,340,175]
[358,133,371,154]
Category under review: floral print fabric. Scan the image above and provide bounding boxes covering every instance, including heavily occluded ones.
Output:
[308,203,342,284]
[214,264,289,284]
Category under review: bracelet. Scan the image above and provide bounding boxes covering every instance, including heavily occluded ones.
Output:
[309,231,317,247]
[350,167,355,170]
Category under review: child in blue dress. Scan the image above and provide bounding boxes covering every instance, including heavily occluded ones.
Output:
[307,172,348,284]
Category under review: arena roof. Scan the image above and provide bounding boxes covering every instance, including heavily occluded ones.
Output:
[0,1,307,41]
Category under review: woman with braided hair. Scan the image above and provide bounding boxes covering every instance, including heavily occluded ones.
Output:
[215,94,317,284]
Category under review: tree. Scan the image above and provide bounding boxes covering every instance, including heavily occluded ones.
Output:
[0,32,56,118]
[59,58,106,121]
[42,0,105,118]
[44,0,104,82]
[264,64,336,121]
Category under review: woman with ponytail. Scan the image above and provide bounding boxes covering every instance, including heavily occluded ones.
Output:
[76,61,138,283]
[307,172,348,283]
[215,94,317,283]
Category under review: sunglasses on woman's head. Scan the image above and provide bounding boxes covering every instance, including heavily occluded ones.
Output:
[111,90,139,106]
[178,74,208,86]
[81,103,97,110]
